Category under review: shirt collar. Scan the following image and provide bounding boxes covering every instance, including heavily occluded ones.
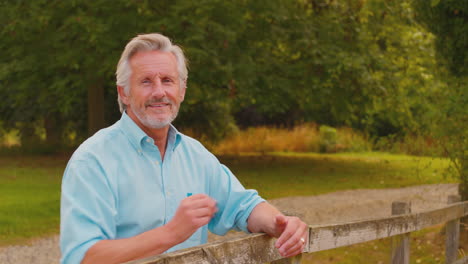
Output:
[119,112,182,153]
[167,124,183,150]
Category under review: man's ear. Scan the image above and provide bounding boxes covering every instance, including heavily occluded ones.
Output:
[179,81,187,102]
[117,85,130,105]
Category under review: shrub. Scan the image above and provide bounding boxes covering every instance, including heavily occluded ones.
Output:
[336,127,373,153]
[319,125,337,153]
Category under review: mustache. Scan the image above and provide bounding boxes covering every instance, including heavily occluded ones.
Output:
[144,98,173,106]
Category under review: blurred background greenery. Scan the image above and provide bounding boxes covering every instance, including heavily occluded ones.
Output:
[1,0,465,199]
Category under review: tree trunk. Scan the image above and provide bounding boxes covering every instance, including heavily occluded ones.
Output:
[19,123,41,148]
[44,112,63,148]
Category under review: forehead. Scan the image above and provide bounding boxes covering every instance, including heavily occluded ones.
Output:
[129,50,178,77]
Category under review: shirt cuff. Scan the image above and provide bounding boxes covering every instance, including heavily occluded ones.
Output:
[61,238,100,264]
[235,197,266,233]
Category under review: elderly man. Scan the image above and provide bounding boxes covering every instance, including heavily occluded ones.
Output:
[60,33,307,264]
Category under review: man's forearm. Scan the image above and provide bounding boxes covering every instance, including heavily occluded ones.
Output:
[81,193,217,264]
[81,223,179,264]
[247,202,283,236]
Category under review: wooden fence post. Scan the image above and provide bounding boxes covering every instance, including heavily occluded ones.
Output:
[391,201,411,264]
[446,195,461,264]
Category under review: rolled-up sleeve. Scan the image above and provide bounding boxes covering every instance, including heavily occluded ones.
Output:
[208,164,265,235]
[60,156,117,264]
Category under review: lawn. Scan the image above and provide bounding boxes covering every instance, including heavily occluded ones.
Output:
[220,152,454,199]
[0,155,68,246]
[0,152,456,247]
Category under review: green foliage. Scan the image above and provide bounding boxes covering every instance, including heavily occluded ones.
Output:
[319,125,337,153]
[0,0,131,143]
[0,0,450,148]
[412,0,468,200]
[336,127,373,153]
[413,0,468,78]
[432,77,468,200]
[374,133,445,157]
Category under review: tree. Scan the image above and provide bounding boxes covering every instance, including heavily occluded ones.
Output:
[412,0,468,200]
[0,0,174,145]
[0,0,448,150]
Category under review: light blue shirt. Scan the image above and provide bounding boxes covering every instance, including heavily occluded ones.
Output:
[60,112,265,264]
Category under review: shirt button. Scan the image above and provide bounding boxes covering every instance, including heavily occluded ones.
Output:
[155,160,159,165]
[146,139,151,143]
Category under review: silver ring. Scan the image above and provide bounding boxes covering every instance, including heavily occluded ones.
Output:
[300,238,305,244]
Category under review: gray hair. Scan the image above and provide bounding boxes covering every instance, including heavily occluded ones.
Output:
[116,33,188,113]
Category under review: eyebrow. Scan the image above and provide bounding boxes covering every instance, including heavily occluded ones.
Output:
[137,72,178,79]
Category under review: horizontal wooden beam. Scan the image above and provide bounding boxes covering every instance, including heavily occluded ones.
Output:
[452,256,468,264]
[308,202,468,252]
[124,233,284,264]
[124,201,468,264]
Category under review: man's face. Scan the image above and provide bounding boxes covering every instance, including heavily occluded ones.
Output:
[120,50,186,130]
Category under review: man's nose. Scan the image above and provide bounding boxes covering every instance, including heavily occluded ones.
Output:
[151,80,165,98]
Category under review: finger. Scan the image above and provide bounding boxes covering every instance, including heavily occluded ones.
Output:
[282,240,307,258]
[184,195,217,210]
[273,215,288,246]
[277,218,307,250]
[192,215,213,228]
[274,216,295,248]
[286,230,307,257]
[281,237,304,257]
[184,193,211,203]
[280,229,308,258]
[185,207,217,229]
[188,193,211,200]
[282,242,304,258]
[191,206,218,218]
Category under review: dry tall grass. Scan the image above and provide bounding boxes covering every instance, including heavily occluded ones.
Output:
[211,124,372,155]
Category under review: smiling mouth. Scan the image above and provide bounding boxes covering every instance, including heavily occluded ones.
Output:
[146,103,170,108]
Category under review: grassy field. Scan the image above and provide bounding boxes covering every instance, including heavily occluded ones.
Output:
[0,155,66,246]
[0,152,458,254]
[220,152,453,199]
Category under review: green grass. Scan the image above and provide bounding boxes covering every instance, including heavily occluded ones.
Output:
[0,155,68,246]
[219,152,454,199]
[0,152,456,247]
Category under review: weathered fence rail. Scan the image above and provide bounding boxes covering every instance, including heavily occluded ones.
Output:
[126,196,468,264]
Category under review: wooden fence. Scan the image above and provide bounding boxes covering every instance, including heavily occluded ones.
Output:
[126,195,468,264]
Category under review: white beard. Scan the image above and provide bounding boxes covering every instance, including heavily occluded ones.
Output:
[132,98,180,129]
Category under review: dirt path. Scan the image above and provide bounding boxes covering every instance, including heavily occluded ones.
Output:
[0,184,459,263]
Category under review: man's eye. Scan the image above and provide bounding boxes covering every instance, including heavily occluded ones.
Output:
[162,78,173,83]
[142,80,151,84]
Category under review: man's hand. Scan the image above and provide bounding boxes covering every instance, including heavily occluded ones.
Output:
[82,194,217,264]
[247,203,308,258]
[167,194,218,243]
[272,215,308,257]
